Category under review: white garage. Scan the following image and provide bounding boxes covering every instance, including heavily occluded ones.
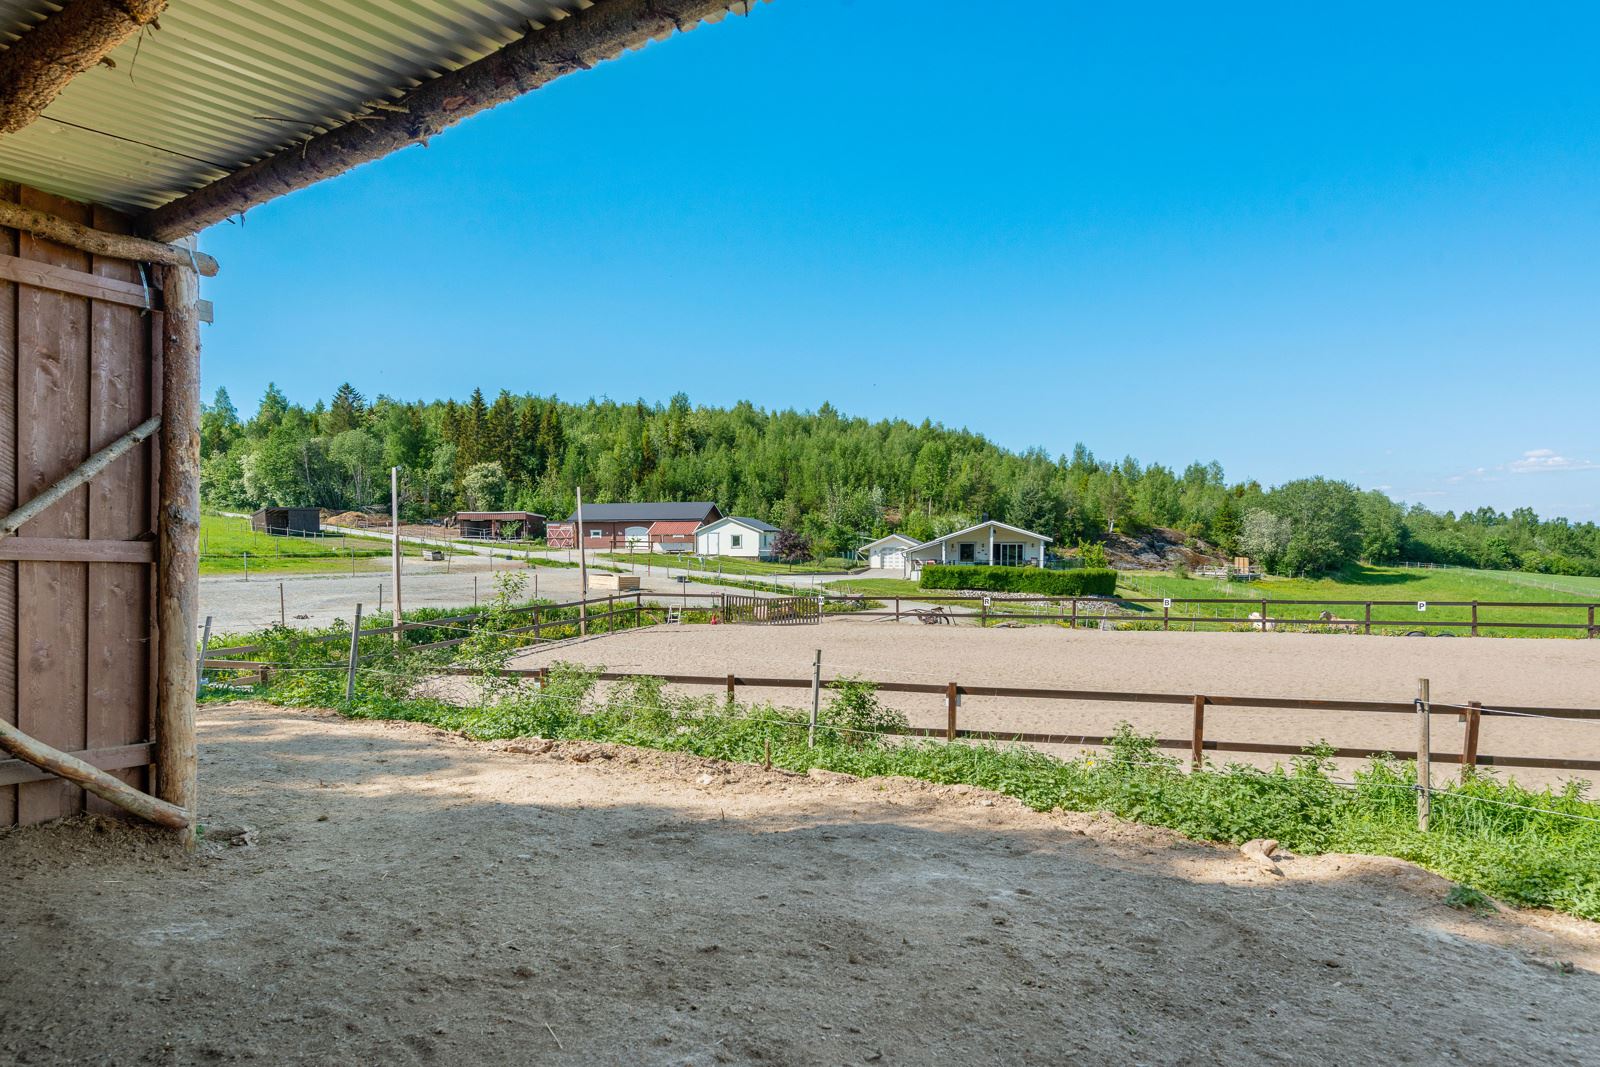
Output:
[860,533,918,570]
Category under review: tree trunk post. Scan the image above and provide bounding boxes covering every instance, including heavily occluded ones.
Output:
[155,262,202,843]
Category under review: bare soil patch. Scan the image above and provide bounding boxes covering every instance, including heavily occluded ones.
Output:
[506,624,1600,788]
[2,701,1596,1065]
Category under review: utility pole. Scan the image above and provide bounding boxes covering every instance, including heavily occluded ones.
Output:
[391,466,403,645]
[575,486,589,635]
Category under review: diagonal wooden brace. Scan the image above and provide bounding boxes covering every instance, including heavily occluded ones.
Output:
[0,414,161,538]
[0,719,190,829]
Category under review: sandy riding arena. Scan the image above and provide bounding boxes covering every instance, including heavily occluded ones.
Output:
[508,624,1600,788]
[2,701,1597,1065]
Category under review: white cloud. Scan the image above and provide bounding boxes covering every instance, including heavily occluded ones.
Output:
[1507,449,1600,474]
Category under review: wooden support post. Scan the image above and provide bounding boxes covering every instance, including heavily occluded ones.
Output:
[1416,678,1431,832]
[1462,700,1482,771]
[0,720,190,830]
[1191,695,1206,770]
[155,262,202,841]
[1589,604,1595,638]
[894,597,900,622]
[1260,599,1268,632]
[1070,597,1078,629]
[279,582,286,627]
[1364,601,1372,635]
[726,673,736,704]
[346,603,363,702]
[946,683,958,741]
[1470,601,1479,637]
[390,466,402,644]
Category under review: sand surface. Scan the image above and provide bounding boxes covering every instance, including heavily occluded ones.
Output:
[2,701,1595,1066]
[507,623,1600,787]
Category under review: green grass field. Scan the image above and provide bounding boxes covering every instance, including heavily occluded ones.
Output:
[826,565,1600,637]
[1116,565,1598,636]
[199,513,427,576]
[599,551,858,576]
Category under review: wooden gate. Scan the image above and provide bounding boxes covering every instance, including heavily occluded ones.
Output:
[0,184,164,827]
[721,594,822,626]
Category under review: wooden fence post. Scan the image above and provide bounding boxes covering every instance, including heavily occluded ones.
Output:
[1070,598,1078,629]
[1470,601,1479,637]
[726,673,736,704]
[1364,602,1372,635]
[1163,600,1171,631]
[946,682,958,741]
[1260,599,1268,632]
[1462,700,1481,770]
[1589,604,1596,638]
[195,615,213,698]
[1416,678,1431,831]
[809,649,821,749]
[1190,695,1205,770]
[345,603,362,702]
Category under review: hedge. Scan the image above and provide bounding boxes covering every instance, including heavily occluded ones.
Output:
[918,565,1118,596]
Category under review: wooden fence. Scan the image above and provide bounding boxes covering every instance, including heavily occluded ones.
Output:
[840,593,1599,636]
[441,666,1600,776]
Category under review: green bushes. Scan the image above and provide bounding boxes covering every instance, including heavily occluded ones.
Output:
[919,564,1117,596]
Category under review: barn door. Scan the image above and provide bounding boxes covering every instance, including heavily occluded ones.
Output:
[0,184,163,827]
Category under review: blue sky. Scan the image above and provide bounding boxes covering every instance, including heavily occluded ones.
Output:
[197,1,1600,519]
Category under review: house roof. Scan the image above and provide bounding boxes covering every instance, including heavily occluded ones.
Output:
[858,533,918,554]
[454,512,543,521]
[567,501,720,524]
[910,520,1053,551]
[647,520,701,536]
[0,1,767,233]
[699,515,778,535]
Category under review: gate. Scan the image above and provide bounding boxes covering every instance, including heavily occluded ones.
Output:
[1,185,165,827]
[721,594,822,626]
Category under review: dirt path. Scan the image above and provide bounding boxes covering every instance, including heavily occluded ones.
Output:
[2,701,1596,1065]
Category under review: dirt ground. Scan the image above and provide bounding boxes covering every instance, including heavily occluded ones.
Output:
[2,701,1597,1066]
[505,623,1600,789]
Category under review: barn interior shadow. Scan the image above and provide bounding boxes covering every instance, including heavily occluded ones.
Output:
[2,705,1596,1067]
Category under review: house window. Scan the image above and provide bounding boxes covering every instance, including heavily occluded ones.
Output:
[959,543,976,562]
[589,529,601,538]
[731,534,743,549]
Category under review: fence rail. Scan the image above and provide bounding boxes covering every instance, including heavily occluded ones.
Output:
[434,665,1600,775]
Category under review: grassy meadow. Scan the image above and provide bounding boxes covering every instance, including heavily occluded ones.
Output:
[824,564,1600,637]
[199,513,429,576]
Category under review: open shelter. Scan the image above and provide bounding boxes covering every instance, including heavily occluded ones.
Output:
[0,0,770,835]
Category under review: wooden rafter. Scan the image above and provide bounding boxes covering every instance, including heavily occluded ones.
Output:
[0,200,219,275]
[0,0,169,135]
[137,0,766,241]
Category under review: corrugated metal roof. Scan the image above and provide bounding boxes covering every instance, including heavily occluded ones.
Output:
[0,0,601,213]
[567,502,721,523]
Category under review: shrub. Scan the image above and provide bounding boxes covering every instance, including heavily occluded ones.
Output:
[1075,540,1109,569]
[919,564,1117,596]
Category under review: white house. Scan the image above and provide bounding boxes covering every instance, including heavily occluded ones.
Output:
[858,533,918,570]
[904,520,1051,570]
[696,516,779,559]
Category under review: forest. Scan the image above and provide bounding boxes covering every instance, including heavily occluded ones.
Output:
[198,383,1600,577]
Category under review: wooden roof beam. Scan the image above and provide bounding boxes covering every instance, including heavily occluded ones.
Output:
[136,0,766,242]
[0,0,168,136]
